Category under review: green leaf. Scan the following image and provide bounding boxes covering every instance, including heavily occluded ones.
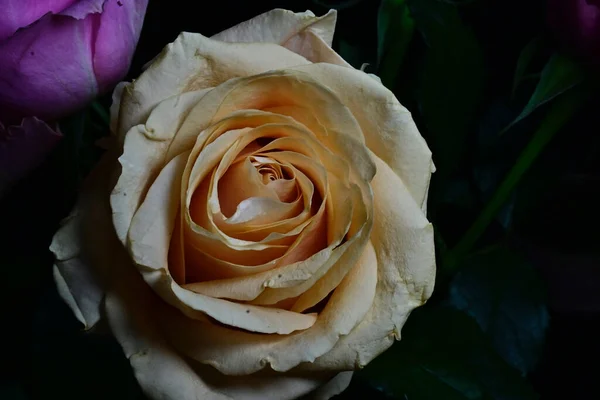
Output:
[91,100,110,126]
[443,84,591,272]
[409,0,485,176]
[511,37,543,98]
[360,307,539,400]
[449,246,549,375]
[377,0,415,88]
[504,53,585,132]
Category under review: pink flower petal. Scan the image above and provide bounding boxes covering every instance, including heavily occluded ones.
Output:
[0,13,98,122]
[0,0,77,41]
[0,0,148,122]
[92,0,148,93]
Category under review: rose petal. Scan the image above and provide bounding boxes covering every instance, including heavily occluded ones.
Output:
[0,0,76,41]
[116,32,310,140]
[289,63,435,210]
[106,252,347,400]
[105,260,233,400]
[301,153,436,371]
[91,0,148,93]
[182,124,332,263]
[211,9,349,66]
[127,150,316,334]
[159,240,378,375]
[111,89,211,244]
[310,371,353,400]
[217,158,281,216]
[0,13,98,121]
[50,151,119,329]
[109,81,130,135]
[59,0,105,19]
[203,72,376,184]
[212,9,335,47]
[290,184,371,312]
[189,361,351,400]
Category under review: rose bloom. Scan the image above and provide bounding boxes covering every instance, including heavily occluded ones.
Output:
[52,9,436,400]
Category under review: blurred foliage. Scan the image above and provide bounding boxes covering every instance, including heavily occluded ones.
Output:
[360,306,540,400]
[3,0,600,399]
[448,246,549,375]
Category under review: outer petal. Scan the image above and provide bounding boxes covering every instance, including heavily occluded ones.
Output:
[106,233,351,400]
[0,13,98,121]
[157,239,377,375]
[289,63,435,210]
[92,0,148,92]
[212,9,350,67]
[0,0,146,121]
[0,117,62,196]
[109,81,129,135]
[301,153,436,371]
[59,0,105,18]
[115,32,310,140]
[111,90,212,243]
[188,362,352,400]
[0,0,76,41]
[50,151,119,329]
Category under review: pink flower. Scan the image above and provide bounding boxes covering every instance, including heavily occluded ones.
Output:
[548,0,600,63]
[0,0,148,122]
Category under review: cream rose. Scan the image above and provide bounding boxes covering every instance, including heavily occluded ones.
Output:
[51,9,436,400]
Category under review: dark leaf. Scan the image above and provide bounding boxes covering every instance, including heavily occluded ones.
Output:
[360,307,539,400]
[408,0,485,177]
[377,0,415,88]
[511,37,543,98]
[443,84,591,272]
[504,53,585,132]
[449,246,549,375]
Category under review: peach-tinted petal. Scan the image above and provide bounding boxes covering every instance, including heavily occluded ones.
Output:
[217,158,280,216]
[127,149,316,334]
[159,239,378,375]
[301,153,436,371]
[291,184,370,312]
[128,151,189,271]
[289,63,435,209]
[116,33,310,140]
[106,252,348,400]
[206,71,376,184]
[110,89,210,243]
